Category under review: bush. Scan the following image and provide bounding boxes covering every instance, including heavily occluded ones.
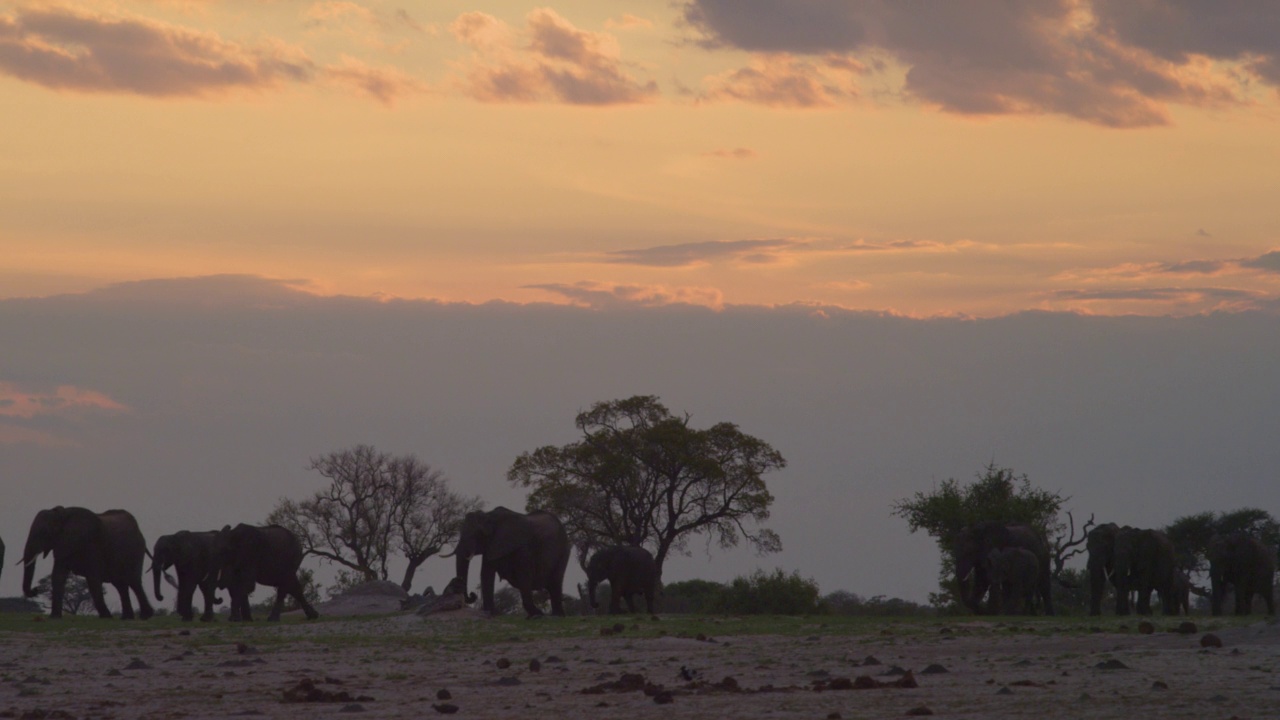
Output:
[713,569,822,615]
[821,590,933,617]
[661,579,726,614]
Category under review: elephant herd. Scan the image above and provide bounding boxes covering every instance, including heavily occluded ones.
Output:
[442,506,658,618]
[11,505,318,622]
[7,504,661,621]
[954,520,1276,617]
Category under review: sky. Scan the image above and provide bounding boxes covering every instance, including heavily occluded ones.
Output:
[2,1,1280,605]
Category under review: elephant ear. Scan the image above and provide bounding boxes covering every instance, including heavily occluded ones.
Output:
[487,518,530,561]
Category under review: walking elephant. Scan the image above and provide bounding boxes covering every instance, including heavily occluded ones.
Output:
[1113,527,1178,615]
[985,547,1039,615]
[1208,532,1276,616]
[212,524,318,621]
[586,545,658,615]
[953,521,1053,615]
[21,506,154,620]
[152,531,222,621]
[444,507,569,618]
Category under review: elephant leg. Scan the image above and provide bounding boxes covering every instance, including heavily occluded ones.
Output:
[548,583,565,617]
[116,582,136,619]
[178,577,196,621]
[278,575,319,620]
[268,589,286,621]
[85,577,112,619]
[608,589,622,615]
[518,587,544,618]
[624,590,639,614]
[199,582,217,622]
[133,580,154,620]
[48,565,70,619]
[479,563,497,615]
[644,590,655,615]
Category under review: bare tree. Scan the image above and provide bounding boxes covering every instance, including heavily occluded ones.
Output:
[1052,511,1094,581]
[268,444,482,592]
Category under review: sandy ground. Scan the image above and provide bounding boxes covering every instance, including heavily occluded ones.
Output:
[2,611,1279,719]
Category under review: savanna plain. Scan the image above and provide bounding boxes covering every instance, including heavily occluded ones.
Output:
[2,608,1278,720]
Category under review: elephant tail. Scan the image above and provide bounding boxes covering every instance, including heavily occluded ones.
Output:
[465,592,478,604]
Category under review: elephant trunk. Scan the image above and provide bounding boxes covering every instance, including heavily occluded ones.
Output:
[21,534,45,598]
[455,552,477,604]
[587,578,600,609]
[153,560,166,602]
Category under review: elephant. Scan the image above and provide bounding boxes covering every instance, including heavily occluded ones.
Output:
[1165,569,1197,615]
[953,521,1053,615]
[985,547,1039,615]
[1086,522,1120,615]
[444,506,570,618]
[152,531,222,621]
[586,545,658,615]
[1113,527,1178,615]
[21,506,154,620]
[1208,532,1276,616]
[212,524,318,621]
[0,535,4,586]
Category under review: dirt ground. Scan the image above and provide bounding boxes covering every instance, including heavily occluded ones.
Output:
[2,610,1278,719]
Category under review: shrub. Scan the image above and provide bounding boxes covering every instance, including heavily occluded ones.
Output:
[713,569,822,615]
[661,579,726,614]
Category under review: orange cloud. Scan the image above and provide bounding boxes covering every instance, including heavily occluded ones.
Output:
[450,9,658,105]
[604,14,654,31]
[700,53,862,108]
[0,5,314,97]
[0,423,73,448]
[323,55,424,105]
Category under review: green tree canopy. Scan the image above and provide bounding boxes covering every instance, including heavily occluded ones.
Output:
[508,395,784,580]
[891,463,1069,608]
[1164,507,1280,573]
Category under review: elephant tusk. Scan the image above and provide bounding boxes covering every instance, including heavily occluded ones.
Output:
[438,550,455,559]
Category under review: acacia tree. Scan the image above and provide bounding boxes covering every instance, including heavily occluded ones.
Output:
[508,396,784,581]
[891,464,1070,609]
[268,444,482,592]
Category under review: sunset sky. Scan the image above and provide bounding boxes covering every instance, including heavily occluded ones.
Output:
[4,2,1280,605]
[4,0,1280,316]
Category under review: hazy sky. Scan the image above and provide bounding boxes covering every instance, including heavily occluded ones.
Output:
[3,1,1280,605]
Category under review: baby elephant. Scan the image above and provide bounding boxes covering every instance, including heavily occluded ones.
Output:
[985,547,1040,615]
[586,545,658,615]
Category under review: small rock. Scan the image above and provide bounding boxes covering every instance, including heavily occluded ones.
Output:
[862,656,881,666]
[921,664,948,675]
[1200,633,1223,648]
[237,643,259,655]
[495,676,521,686]
[339,704,365,713]
[652,691,674,704]
[881,665,908,676]
[1138,621,1155,635]
[1151,681,1168,690]
[826,713,841,719]
[495,658,511,669]
[1176,621,1198,634]
[124,658,153,670]
[529,659,541,672]
[105,669,122,677]
[613,623,625,634]
[996,686,1013,695]
[431,703,459,714]
[1208,694,1228,703]
[1094,659,1129,670]
[436,689,452,701]
[906,707,935,717]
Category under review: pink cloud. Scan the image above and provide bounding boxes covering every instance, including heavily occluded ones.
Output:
[0,382,130,419]
[703,147,758,159]
[450,9,657,105]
